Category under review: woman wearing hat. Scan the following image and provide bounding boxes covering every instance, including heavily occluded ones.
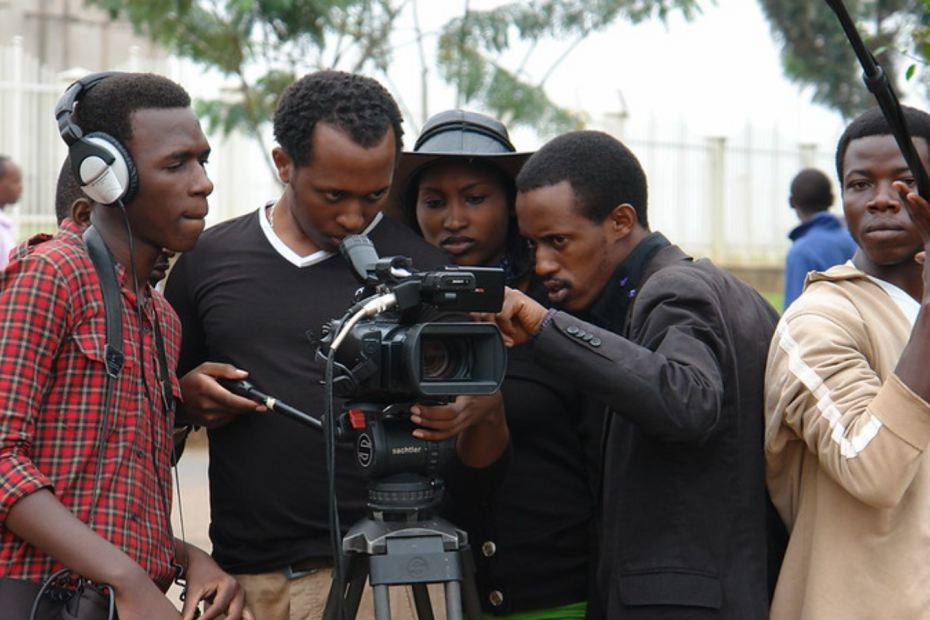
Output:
[395,110,600,620]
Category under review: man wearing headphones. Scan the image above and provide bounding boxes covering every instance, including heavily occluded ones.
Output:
[0,72,251,620]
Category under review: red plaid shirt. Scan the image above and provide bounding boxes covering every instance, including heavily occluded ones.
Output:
[0,220,182,591]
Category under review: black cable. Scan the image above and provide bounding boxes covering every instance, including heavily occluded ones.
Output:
[324,346,346,620]
[29,569,115,620]
[116,200,145,339]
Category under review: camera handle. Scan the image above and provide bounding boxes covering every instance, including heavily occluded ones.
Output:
[218,378,336,436]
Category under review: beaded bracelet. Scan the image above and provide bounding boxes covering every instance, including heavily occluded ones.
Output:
[532,308,558,340]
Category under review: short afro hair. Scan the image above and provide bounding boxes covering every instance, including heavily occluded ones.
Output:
[55,157,84,225]
[790,168,833,213]
[273,70,404,168]
[71,72,191,146]
[835,105,930,184]
[516,130,648,228]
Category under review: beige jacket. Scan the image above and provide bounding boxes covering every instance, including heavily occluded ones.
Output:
[765,264,930,620]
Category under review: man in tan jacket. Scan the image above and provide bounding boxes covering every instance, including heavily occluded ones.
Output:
[765,105,930,619]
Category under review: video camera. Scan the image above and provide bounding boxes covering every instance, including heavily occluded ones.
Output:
[316,235,507,408]
[226,235,508,486]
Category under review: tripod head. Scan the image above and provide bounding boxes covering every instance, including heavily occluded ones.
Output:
[220,379,455,519]
[343,400,456,521]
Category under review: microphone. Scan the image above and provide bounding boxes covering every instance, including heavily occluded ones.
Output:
[219,378,329,434]
[339,235,380,283]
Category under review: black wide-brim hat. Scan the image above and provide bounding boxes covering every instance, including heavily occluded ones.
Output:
[387,109,533,223]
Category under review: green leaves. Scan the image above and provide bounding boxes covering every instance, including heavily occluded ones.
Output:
[82,0,704,144]
[436,0,702,135]
[759,0,930,119]
[83,0,398,139]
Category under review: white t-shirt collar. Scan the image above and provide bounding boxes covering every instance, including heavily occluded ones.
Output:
[257,202,383,268]
[848,259,920,327]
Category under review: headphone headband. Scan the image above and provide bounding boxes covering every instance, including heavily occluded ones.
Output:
[55,71,124,146]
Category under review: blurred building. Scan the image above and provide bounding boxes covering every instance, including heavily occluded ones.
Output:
[0,0,166,73]
[0,0,170,238]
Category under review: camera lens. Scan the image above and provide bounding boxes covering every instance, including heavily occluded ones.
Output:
[420,337,470,381]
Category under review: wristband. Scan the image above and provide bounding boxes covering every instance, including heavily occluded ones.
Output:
[532,308,558,340]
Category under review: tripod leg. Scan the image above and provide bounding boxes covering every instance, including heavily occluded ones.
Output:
[323,554,367,620]
[372,584,392,620]
[457,547,482,620]
[322,576,346,620]
[443,581,464,620]
[343,566,366,620]
[410,583,434,620]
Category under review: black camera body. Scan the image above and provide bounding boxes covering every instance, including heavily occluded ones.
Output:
[317,236,507,407]
[313,236,508,491]
[328,320,506,404]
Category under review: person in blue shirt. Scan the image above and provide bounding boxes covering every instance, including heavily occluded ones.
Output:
[783,167,857,309]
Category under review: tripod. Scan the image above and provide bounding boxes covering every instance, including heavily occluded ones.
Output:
[215,380,484,620]
[322,473,482,620]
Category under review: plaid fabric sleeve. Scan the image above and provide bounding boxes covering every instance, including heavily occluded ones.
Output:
[0,252,71,520]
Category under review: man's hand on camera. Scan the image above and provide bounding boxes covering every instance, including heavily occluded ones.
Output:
[177,363,266,429]
[472,286,549,347]
[410,392,508,468]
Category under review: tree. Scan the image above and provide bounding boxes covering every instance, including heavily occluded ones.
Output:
[759,0,930,120]
[433,0,704,134]
[85,0,404,175]
[83,0,703,149]
[915,0,930,65]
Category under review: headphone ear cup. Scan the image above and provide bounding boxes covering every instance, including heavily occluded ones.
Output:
[73,132,139,206]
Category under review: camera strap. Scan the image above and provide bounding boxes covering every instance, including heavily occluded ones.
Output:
[81,227,182,606]
[83,226,125,379]
[15,226,129,619]
[83,226,175,527]
[82,226,123,526]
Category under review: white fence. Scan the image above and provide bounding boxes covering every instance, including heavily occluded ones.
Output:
[2,39,838,269]
[606,115,836,267]
[0,37,71,236]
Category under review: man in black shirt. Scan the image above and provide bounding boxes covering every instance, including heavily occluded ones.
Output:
[166,70,507,620]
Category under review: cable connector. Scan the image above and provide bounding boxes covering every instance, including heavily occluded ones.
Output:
[331,292,398,351]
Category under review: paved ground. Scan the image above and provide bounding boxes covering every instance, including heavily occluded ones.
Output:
[172,441,212,552]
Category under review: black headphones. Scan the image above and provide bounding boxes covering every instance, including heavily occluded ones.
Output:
[55,71,139,206]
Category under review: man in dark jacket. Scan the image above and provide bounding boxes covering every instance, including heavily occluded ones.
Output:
[482,130,783,619]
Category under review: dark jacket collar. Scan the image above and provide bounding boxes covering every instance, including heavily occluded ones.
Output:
[589,231,684,333]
